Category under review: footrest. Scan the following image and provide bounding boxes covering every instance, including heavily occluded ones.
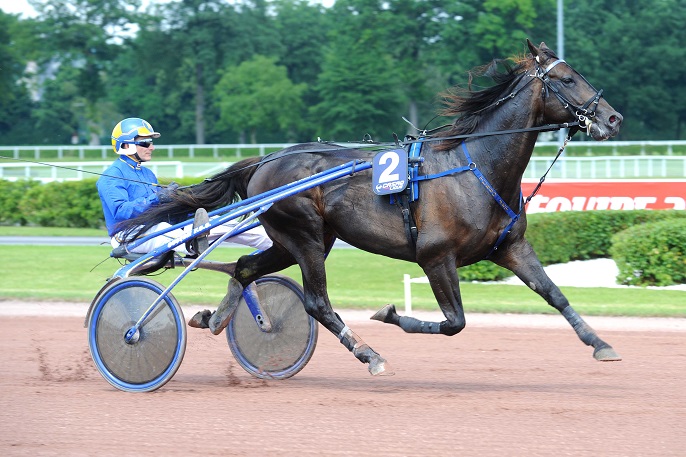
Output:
[111,245,144,261]
[111,247,176,276]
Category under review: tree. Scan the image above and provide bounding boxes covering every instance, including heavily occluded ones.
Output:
[312,31,404,141]
[155,0,283,144]
[3,0,686,145]
[565,0,686,139]
[26,0,143,144]
[272,0,330,86]
[0,12,36,145]
[214,55,307,143]
[31,65,86,145]
[369,0,454,133]
[271,0,331,139]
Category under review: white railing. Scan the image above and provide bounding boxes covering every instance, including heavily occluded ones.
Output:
[0,161,184,182]
[525,156,686,179]
[1,156,685,182]
[0,140,684,161]
[536,139,686,155]
[403,274,429,316]
[0,143,294,160]
[1,140,686,181]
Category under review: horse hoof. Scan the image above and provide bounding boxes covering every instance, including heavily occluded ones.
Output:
[370,304,398,324]
[368,359,394,376]
[594,346,622,361]
[188,309,212,329]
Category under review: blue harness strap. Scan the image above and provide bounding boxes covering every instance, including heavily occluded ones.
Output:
[408,139,423,201]
[407,141,523,257]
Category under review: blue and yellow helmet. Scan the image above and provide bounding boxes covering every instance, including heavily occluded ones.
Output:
[110,117,161,154]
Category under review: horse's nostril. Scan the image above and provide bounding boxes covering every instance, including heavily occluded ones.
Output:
[609,115,617,124]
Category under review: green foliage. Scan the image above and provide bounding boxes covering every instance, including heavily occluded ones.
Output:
[0,12,37,145]
[0,179,42,225]
[18,179,105,228]
[458,260,511,282]
[312,31,404,141]
[3,0,686,144]
[31,65,84,145]
[0,177,202,229]
[611,219,686,287]
[565,0,686,140]
[458,210,686,283]
[26,0,145,145]
[475,0,556,56]
[526,210,686,264]
[272,0,329,86]
[214,56,307,143]
[2,181,685,288]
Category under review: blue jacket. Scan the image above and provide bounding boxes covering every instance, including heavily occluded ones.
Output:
[97,156,161,236]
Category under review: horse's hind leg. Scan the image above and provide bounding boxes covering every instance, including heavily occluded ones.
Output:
[493,239,621,361]
[189,244,297,333]
[209,236,392,375]
[296,243,393,376]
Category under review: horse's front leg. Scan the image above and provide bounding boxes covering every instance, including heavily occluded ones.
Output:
[371,257,467,336]
[493,239,621,361]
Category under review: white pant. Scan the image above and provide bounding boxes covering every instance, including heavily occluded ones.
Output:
[112,218,272,255]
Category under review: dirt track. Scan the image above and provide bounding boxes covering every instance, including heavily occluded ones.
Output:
[1,303,684,456]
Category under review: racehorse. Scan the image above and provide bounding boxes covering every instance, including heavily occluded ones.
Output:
[121,41,623,375]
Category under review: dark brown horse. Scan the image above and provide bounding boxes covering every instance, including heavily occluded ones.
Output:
[123,41,623,375]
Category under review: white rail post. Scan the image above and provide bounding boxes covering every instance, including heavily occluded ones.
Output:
[404,274,413,317]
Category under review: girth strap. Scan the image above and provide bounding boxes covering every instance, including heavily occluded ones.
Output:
[396,192,418,249]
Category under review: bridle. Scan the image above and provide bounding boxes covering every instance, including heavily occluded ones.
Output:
[533,58,605,136]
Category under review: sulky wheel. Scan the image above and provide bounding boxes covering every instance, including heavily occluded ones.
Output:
[226,274,317,379]
[87,277,186,392]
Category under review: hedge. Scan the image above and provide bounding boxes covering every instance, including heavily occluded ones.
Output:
[611,219,686,286]
[0,179,42,225]
[0,178,198,229]
[2,179,685,285]
[525,209,686,264]
[442,210,686,283]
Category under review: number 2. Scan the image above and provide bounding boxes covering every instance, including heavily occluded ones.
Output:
[377,151,400,183]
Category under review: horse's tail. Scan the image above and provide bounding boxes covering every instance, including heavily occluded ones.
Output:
[116,157,261,238]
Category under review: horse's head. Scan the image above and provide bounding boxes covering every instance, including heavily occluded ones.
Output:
[527,40,622,141]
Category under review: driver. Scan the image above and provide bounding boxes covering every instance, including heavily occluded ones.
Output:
[97,117,272,256]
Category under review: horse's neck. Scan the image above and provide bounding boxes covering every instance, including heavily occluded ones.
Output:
[463,93,542,198]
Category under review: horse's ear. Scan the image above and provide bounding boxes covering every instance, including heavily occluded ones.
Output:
[527,39,538,55]
[527,39,556,63]
[527,39,543,62]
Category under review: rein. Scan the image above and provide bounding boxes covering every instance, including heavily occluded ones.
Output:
[402,121,579,145]
[200,119,581,187]
[0,154,169,188]
[397,55,600,256]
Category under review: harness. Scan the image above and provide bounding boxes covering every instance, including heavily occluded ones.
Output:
[391,138,523,257]
[383,57,604,257]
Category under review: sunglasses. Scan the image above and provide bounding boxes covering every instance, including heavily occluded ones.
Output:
[132,139,154,148]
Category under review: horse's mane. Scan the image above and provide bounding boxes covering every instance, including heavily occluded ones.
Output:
[432,54,534,152]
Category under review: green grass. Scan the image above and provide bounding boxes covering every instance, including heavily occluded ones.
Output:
[0,243,683,317]
[0,226,105,236]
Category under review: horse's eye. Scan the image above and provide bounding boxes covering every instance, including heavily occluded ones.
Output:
[561,77,574,85]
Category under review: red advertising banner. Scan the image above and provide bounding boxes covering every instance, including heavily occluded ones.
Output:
[520,180,686,213]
